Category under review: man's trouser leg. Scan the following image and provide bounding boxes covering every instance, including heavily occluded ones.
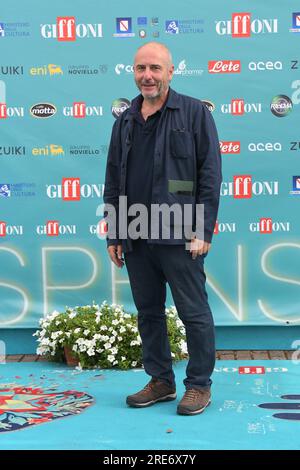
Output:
[124,240,175,387]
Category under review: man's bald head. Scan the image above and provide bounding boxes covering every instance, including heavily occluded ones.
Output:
[134,42,173,68]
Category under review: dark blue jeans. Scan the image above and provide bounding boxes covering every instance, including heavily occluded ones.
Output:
[124,240,215,390]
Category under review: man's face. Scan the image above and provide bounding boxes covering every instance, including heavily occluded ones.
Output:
[134,46,174,101]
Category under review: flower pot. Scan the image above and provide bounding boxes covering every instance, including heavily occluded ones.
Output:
[64,346,79,366]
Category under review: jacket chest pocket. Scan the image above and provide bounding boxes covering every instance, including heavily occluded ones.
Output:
[170,129,193,158]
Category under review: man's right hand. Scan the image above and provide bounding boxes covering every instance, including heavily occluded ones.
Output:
[107,244,124,268]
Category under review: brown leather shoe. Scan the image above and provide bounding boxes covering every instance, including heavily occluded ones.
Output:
[126,378,177,408]
[177,388,211,415]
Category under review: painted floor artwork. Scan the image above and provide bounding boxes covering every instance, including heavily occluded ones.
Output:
[0,360,299,450]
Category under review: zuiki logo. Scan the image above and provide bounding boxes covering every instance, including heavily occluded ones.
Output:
[0,222,24,237]
[46,178,104,200]
[0,66,24,75]
[208,60,241,73]
[221,176,279,198]
[113,17,135,37]
[216,13,278,37]
[220,141,240,154]
[32,144,64,156]
[30,64,63,76]
[63,102,103,118]
[0,146,26,156]
[270,95,293,117]
[111,98,131,118]
[36,221,77,236]
[41,17,103,40]
[30,103,56,118]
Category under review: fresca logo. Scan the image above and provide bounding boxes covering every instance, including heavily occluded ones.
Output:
[290,13,300,33]
[30,64,63,76]
[216,13,278,37]
[220,141,241,154]
[0,103,24,118]
[36,221,77,236]
[62,102,103,118]
[208,60,241,74]
[111,98,131,118]
[113,17,135,37]
[0,222,24,237]
[221,176,279,198]
[40,17,103,40]
[290,176,300,195]
[270,95,293,117]
[30,103,57,118]
[46,178,104,200]
[221,99,262,114]
[248,218,290,233]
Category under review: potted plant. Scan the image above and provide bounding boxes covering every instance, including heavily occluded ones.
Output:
[34,302,187,369]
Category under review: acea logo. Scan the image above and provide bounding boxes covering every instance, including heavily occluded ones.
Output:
[30,103,56,118]
[111,98,130,118]
[270,95,293,117]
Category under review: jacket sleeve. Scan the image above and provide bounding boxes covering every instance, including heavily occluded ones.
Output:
[194,103,222,243]
[103,119,122,246]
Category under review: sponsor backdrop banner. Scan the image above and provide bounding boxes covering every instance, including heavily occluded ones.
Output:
[0,0,300,328]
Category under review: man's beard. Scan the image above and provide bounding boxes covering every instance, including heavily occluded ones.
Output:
[137,80,166,100]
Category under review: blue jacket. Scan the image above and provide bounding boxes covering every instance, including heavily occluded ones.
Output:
[104,88,222,251]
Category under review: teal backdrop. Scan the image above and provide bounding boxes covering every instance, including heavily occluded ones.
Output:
[1,0,300,341]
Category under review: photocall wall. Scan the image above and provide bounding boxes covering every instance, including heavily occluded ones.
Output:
[0,0,300,328]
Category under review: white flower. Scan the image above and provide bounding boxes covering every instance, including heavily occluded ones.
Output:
[107,355,115,363]
[120,326,126,334]
[110,336,115,344]
[110,347,118,355]
[121,356,126,361]
[113,360,118,365]
[131,361,137,367]
[87,348,95,356]
[83,329,90,336]
[100,325,108,331]
[118,336,123,341]
[74,328,81,334]
[112,319,119,326]
[104,342,112,350]
[69,311,77,319]
[180,339,188,354]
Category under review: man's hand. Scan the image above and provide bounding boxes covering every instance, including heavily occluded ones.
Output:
[190,238,211,260]
[107,244,124,268]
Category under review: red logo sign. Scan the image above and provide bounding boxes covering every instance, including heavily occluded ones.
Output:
[62,178,80,201]
[208,60,241,73]
[73,102,86,118]
[239,366,265,374]
[98,219,108,235]
[57,16,76,41]
[46,221,60,236]
[231,99,244,115]
[260,217,272,233]
[232,13,251,37]
[234,175,252,198]
[0,221,6,237]
[0,103,7,119]
[214,221,219,234]
[220,141,240,154]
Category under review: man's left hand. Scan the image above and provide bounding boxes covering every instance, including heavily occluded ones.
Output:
[190,238,211,259]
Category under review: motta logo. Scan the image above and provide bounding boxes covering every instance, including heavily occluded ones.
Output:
[214,221,236,234]
[249,218,291,233]
[0,222,24,237]
[220,141,240,154]
[0,103,24,118]
[30,103,56,118]
[221,176,279,198]
[216,13,278,37]
[221,99,262,114]
[46,178,104,200]
[62,102,103,117]
[36,221,77,236]
[208,60,241,73]
[40,16,103,40]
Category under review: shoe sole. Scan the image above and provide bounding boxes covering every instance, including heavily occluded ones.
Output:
[126,393,177,408]
[177,399,211,416]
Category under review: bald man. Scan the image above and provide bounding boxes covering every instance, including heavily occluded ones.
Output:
[104,42,222,415]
